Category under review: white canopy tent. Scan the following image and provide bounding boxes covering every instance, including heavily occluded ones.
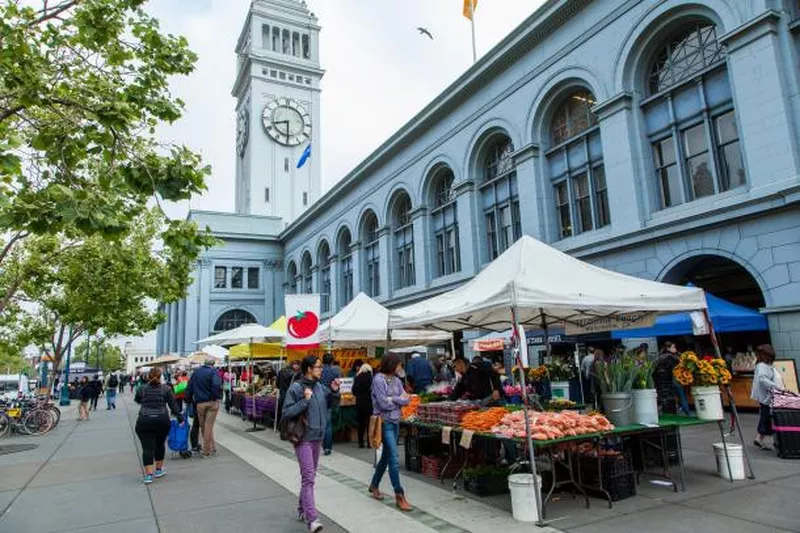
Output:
[319,292,452,348]
[389,236,707,332]
[387,235,709,526]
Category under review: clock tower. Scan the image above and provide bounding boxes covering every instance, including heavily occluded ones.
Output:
[232,0,323,226]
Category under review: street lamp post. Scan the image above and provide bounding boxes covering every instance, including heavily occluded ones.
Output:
[59,327,74,406]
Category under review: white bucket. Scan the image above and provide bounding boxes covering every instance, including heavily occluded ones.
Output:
[713,442,745,480]
[508,474,542,522]
[692,386,724,420]
[551,381,570,400]
[632,389,659,425]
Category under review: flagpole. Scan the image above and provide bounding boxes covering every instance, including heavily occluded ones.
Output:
[470,1,477,63]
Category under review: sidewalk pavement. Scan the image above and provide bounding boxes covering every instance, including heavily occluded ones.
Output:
[0,393,345,533]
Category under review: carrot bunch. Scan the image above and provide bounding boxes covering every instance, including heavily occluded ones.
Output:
[460,407,509,432]
[401,395,421,420]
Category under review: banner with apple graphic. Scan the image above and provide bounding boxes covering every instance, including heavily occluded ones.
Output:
[284,294,321,349]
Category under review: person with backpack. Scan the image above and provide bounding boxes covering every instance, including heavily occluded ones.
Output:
[186,357,222,457]
[89,374,103,411]
[134,367,183,484]
[118,374,126,395]
[173,371,189,412]
[282,356,340,533]
[78,376,91,420]
[105,373,119,410]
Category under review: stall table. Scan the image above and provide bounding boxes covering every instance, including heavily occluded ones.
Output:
[722,374,758,410]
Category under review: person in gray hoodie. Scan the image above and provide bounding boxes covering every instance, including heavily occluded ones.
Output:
[282,356,340,533]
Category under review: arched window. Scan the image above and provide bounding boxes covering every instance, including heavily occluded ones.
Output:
[392,193,415,289]
[481,137,521,260]
[361,212,380,297]
[292,32,301,57]
[302,34,311,59]
[287,261,298,294]
[318,241,332,313]
[271,27,280,52]
[546,90,608,239]
[643,22,745,209]
[282,29,291,54]
[430,167,460,277]
[301,252,313,294]
[214,309,256,333]
[338,229,354,306]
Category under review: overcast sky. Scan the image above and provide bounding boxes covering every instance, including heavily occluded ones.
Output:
[146,0,547,219]
[120,0,547,351]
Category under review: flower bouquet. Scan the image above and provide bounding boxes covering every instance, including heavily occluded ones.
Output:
[673,352,731,420]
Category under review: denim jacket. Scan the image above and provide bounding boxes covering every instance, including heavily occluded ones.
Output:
[282,377,339,442]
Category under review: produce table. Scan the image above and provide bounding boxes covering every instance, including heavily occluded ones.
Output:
[401,414,730,517]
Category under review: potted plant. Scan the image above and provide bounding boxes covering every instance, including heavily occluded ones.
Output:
[631,358,658,425]
[594,356,637,427]
[673,352,731,420]
[545,359,575,401]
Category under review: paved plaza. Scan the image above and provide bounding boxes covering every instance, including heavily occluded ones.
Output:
[1,393,799,533]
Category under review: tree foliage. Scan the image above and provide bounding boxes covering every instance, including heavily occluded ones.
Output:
[0,0,215,313]
[72,339,124,372]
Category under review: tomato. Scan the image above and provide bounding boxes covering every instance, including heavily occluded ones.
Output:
[288,311,319,339]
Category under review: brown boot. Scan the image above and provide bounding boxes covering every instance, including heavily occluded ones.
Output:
[368,486,385,500]
[395,494,412,512]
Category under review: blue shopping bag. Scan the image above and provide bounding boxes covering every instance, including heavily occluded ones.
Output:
[167,418,190,453]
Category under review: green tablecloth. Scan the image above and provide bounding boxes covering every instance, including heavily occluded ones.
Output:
[331,404,357,433]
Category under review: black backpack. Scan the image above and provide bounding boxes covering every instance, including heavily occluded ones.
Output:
[108,374,119,388]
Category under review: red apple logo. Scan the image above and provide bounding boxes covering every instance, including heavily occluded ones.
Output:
[288,311,319,339]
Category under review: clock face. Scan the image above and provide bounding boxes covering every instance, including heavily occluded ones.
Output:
[262,98,312,146]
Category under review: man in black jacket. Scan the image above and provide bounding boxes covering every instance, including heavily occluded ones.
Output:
[450,357,502,404]
[186,358,222,457]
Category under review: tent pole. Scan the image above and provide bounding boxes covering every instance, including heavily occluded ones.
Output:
[246,338,266,432]
[513,307,545,526]
[275,346,283,433]
[704,309,755,480]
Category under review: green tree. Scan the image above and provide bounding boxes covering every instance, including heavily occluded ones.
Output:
[0,342,25,374]
[19,208,209,376]
[0,0,213,313]
[72,339,124,373]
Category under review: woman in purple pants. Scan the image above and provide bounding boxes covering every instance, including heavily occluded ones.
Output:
[282,356,340,533]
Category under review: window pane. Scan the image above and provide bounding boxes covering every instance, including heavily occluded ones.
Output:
[687,153,714,199]
[673,84,702,123]
[555,182,572,238]
[247,267,259,289]
[567,139,587,168]
[486,212,498,260]
[655,137,676,166]
[683,123,707,157]
[231,267,243,289]
[214,267,227,289]
[593,166,610,228]
[716,111,738,144]
[573,174,592,233]
[659,165,683,208]
[720,141,745,191]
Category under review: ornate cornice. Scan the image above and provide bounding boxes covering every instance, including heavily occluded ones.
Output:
[719,10,781,53]
[512,143,540,165]
[592,92,633,121]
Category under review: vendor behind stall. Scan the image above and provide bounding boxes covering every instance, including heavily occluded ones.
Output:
[449,357,501,405]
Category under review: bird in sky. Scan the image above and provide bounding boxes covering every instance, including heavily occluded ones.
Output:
[417,27,433,40]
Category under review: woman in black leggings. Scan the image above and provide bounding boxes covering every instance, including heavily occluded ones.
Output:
[134,367,182,484]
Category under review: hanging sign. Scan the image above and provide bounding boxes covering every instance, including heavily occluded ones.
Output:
[690,311,710,336]
[284,294,321,349]
[473,338,505,352]
[565,313,657,335]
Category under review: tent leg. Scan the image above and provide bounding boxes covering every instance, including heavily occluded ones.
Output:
[513,308,545,526]
[245,348,265,433]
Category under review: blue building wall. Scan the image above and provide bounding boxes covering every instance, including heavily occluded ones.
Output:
[160,0,800,362]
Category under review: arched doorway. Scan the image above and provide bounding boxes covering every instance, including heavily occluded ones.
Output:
[662,255,765,309]
[213,309,256,333]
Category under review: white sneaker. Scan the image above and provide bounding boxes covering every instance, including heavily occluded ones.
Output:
[308,520,323,532]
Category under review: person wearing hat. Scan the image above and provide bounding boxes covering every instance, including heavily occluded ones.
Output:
[186,357,222,457]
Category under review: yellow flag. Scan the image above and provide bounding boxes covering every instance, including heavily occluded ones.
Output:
[463,0,477,20]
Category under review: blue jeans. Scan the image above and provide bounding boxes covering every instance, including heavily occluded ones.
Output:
[674,380,690,415]
[105,389,117,409]
[323,413,333,452]
[370,421,404,495]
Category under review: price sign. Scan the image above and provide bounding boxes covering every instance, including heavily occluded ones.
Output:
[460,429,474,449]
[442,426,452,445]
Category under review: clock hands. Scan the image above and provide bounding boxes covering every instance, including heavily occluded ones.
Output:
[274,120,290,138]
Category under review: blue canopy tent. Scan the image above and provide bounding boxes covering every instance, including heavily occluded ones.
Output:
[612,292,767,339]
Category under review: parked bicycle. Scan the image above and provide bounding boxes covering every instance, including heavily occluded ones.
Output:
[0,395,60,438]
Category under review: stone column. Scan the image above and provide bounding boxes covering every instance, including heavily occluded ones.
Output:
[410,207,428,290]
[177,299,186,355]
[183,263,201,353]
[198,258,212,339]
[377,227,391,299]
[329,254,340,312]
[263,259,276,323]
[593,92,645,236]
[720,12,800,191]
[310,265,319,294]
[350,241,363,297]
[168,302,178,354]
[512,144,545,239]
[156,306,165,356]
[453,180,478,276]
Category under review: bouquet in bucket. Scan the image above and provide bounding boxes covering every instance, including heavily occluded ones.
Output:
[673,352,732,386]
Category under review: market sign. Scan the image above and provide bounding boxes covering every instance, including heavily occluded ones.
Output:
[285,294,321,349]
[338,377,354,395]
[565,312,657,335]
[473,338,504,352]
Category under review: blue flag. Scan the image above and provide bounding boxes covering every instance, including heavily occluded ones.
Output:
[296,144,312,169]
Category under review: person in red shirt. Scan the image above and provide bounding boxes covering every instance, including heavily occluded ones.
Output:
[173,371,190,412]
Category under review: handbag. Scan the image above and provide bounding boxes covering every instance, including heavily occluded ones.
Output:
[280,414,308,444]
[368,415,383,449]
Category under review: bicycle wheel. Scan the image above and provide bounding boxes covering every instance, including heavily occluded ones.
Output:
[22,410,52,436]
[48,405,61,428]
[0,412,10,438]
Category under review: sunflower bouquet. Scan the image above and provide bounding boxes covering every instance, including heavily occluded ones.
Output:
[673,351,732,387]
